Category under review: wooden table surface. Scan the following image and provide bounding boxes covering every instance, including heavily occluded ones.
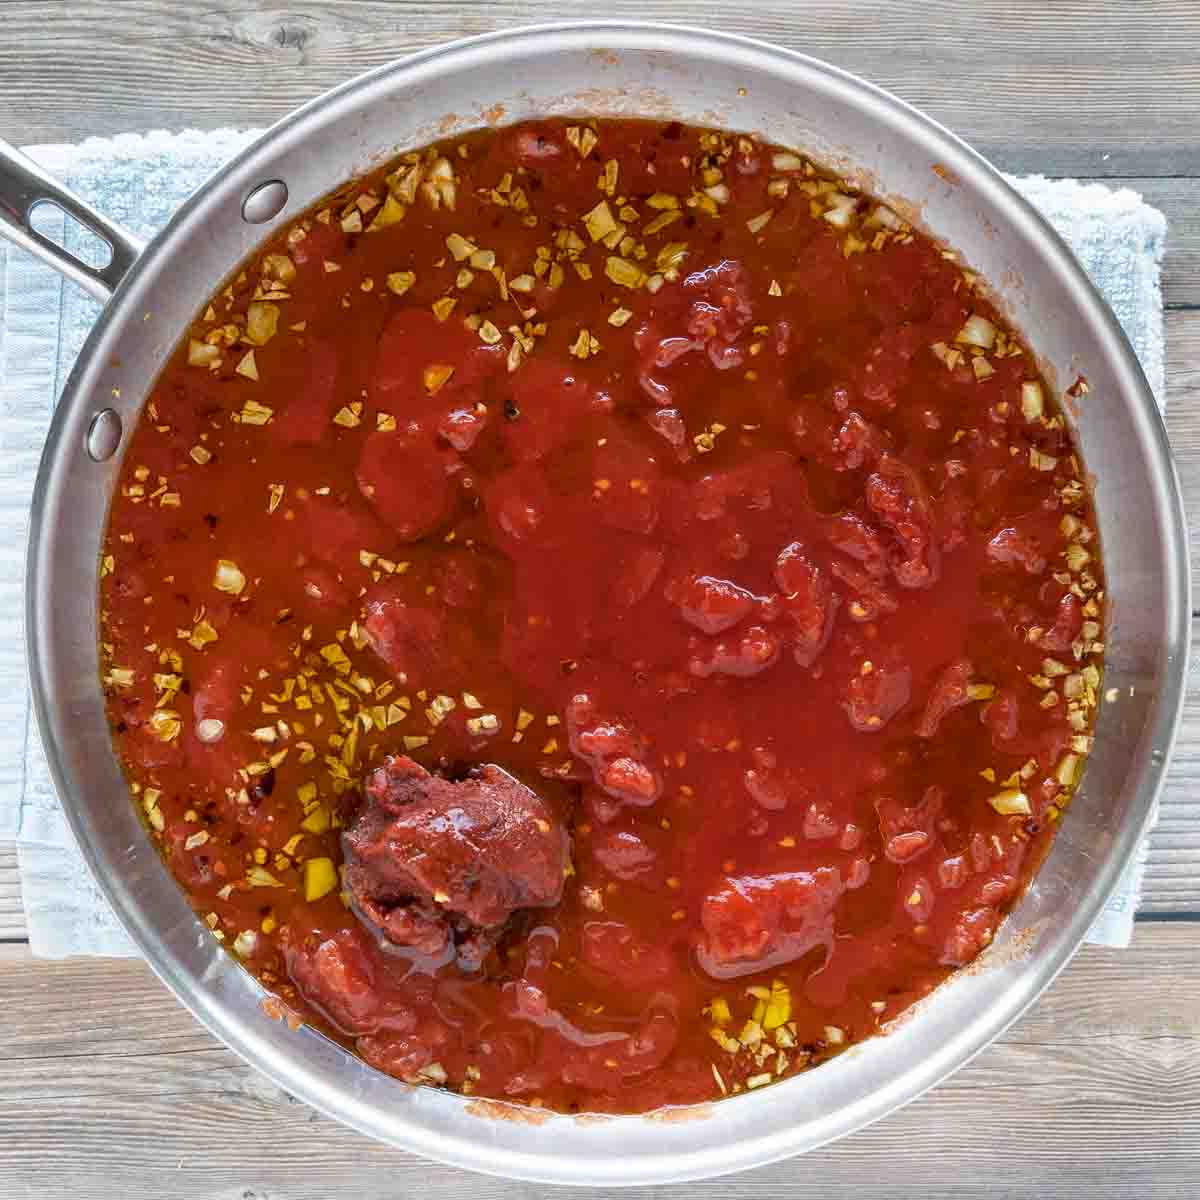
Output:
[1,3,1196,1196]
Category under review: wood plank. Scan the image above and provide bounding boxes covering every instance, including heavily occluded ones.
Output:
[1,1,1200,178]
[1129,178,1200,309]
[1147,646,1200,913]
[0,849,23,940]
[1164,309,1200,591]
[0,926,1194,1197]
[1153,312,1199,913]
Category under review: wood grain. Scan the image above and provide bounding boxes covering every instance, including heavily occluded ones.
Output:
[0,926,1193,1198]
[1164,310,1200,596]
[1134,179,1200,309]
[0,848,23,939]
[2,1,1200,178]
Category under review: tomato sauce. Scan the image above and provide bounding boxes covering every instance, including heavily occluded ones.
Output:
[99,118,1106,1113]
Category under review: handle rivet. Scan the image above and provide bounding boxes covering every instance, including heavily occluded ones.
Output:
[242,180,289,224]
[86,408,122,462]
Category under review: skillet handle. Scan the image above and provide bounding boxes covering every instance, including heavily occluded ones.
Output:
[0,137,144,303]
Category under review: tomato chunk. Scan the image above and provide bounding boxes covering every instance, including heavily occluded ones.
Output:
[696,868,847,979]
[357,430,456,541]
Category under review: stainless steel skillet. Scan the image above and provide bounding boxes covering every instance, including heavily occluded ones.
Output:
[1,21,1188,1186]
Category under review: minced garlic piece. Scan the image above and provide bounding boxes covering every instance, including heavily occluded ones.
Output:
[746,210,775,235]
[988,788,1031,816]
[237,398,274,426]
[245,301,279,346]
[232,930,258,958]
[1021,380,1045,422]
[566,125,599,158]
[301,805,331,834]
[367,193,405,230]
[605,256,646,289]
[187,340,221,369]
[423,363,455,394]
[386,271,416,296]
[261,253,296,284]
[235,350,259,381]
[184,618,218,651]
[570,329,601,359]
[446,233,478,261]
[584,200,619,243]
[643,209,683,236]
[956,313,996,349]
[147,708,182,743]
[213,560,246,596]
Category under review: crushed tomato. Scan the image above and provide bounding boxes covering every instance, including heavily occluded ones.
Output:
[100,118,1106,1114]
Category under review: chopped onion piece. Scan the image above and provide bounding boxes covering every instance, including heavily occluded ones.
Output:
[196,718,225,744]
[956,314,997,349]
[1065,543,1091,572]
[232,930,258,958]
[235,350,259,381]
[245,301,280,346]
[213,559,246,595]
[1055,753,1081,787]
[261,253,296,284]
[412,1061,448,1085]
[583,200,619,242]
[369,193,406,231]
[187,339,221,368]
[1021,380,1045,422]
[605,256,647,289]
[771,152,806,172]
[445,232,477,261]
[147,709,181,742]
[988,789,1031,816]
[303,857,338,901]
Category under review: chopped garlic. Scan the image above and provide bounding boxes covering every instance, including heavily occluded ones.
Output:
[988,789,1031,816]
[213,559,246,596]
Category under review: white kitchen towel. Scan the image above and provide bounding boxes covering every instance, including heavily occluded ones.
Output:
[0,131,1167,957]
